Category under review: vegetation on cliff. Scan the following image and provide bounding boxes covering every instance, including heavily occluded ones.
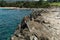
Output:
[0,0,50,8]
[50,2,60,6]
[0,0,60,8]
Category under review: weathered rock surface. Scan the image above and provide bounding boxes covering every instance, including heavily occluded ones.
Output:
[11,7,60,40]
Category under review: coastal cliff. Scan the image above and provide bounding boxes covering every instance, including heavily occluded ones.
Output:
[11,7,60,40]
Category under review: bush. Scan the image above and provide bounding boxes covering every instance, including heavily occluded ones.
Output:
[0,1,50,8]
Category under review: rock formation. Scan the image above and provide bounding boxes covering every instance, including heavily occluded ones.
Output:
[11,7,60,40]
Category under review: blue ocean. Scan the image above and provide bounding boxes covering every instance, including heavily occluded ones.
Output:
[0,9,32,40]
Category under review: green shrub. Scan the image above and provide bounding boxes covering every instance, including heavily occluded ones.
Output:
[0,1,50,8]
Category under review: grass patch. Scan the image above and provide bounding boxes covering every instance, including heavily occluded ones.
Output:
[50,2,60,6]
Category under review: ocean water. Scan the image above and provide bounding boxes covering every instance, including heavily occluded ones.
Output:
[0,9,32,40]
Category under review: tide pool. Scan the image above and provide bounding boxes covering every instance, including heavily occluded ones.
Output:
[0,9,32,40]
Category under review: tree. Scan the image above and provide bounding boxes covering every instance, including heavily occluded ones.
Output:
[0,0,7,7]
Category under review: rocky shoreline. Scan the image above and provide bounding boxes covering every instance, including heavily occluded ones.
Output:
[0,7,55,9]
[11,7,60,40]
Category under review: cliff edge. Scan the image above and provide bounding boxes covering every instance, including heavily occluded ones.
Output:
[11,7,60,40]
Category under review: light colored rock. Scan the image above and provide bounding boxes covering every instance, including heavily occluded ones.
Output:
[11,7,60,40]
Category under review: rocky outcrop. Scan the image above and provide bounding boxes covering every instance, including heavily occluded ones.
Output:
[11,7,60,40]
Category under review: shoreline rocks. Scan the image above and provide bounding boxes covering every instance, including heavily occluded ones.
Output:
[11,7,60,40]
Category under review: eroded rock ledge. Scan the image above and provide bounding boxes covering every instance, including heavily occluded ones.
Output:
[11,8,60,40]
